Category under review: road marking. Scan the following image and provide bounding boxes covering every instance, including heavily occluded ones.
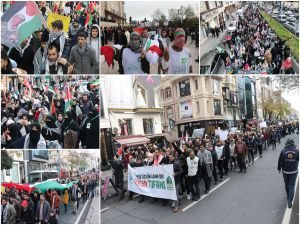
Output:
[282,173,299,224]
[75,199,90,224]
[100,207,110,213]
[254,157,259,161]
[182,178,230,212]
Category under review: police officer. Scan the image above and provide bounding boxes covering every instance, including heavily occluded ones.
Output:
[277,139,299,208]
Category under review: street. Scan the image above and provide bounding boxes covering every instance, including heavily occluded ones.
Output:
[200,1,299,74]
[101,36,199,74]
[101,133,299,224]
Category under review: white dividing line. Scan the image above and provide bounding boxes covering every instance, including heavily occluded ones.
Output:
[75,199,90,224]
[282,174,299,224]
[182,178,231,212]
[100,207,110,213]
[254,157,259,161]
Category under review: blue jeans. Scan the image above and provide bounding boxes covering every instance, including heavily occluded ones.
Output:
[283,173,297,203]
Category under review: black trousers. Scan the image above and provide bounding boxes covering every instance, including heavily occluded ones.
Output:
[257,145,263,156]
[115,174,124,197]
[223,159,229,174]
[188,175,200,198]
[237,154,246,172]
[201,165,211,191]
[217,160,224,178]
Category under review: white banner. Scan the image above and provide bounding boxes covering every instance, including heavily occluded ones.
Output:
[128,165,177,200]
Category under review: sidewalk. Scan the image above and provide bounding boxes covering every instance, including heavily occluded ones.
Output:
[200,17,235,61]
[85,195,100,224]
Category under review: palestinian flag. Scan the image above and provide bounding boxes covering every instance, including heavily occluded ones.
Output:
[75,2,83,13]
[64,83,71,113]
[90,79,100,88]
[84,13,93,26]
[88,2,95,12]
[1,2,46,48]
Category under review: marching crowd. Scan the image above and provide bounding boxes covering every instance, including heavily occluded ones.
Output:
[1,1,99,75]
[101,26,199,74]
[218,4,295,74]
[1,175,98,224]
[1,79,100,149]
[107,121,298,212]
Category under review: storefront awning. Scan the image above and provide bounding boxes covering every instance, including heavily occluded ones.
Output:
[115,136,150,146]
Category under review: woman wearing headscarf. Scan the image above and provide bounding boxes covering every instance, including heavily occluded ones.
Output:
[5,123,22,148]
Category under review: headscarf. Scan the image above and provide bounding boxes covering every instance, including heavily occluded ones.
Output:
[129,31,142,53]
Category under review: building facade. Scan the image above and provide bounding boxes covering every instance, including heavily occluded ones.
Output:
[100,76,162,161]
[159,76,225,139]
[100,1,126,26]
[200,1,237,43]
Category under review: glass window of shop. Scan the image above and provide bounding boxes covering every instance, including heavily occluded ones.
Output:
[214,99,222,115]
[179,79,191,97]
[143,119,154,134]
[165,88,172,99]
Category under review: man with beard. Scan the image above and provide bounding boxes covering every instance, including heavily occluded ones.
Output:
[69,32,99,74]
[79,94,93,117]
[162,28,192,74]
[8,37,35,74]
[68,19,85,49]
[9,123,47,149]
[45,44,73,74]
[119,31,149,74]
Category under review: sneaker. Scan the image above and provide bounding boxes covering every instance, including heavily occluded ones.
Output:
[173,207,178,212]
[187,194,191,200]
[288,201,292,208]
[171,202,175,208]
[204,190,209,194]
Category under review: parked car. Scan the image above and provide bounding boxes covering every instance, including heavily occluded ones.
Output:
[200,48,229,74]
[277,14,287,23]
[227,21,237,33]
[287,15,297,22]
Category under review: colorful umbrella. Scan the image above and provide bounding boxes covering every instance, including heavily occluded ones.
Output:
[1,182,18,189]
[33,181,64,193]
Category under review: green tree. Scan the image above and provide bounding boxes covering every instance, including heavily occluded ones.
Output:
[274,76,299,91]
[1,150,13,170]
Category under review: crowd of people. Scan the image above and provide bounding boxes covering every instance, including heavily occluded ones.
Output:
[104,121,298,212]
[1,174,98,224]
[217,4,295,74]
[100,26,199,74]
[1,1,99,75]
[1,77,100,149]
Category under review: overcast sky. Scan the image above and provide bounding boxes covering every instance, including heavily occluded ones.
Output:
[124,1,199,21]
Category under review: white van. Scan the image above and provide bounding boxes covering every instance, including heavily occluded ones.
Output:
[28,170,59,186]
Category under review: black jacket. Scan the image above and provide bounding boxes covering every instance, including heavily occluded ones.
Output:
[169,159,183,185]
[8,45,35,74]
[111,159,124,177]
[20,207,35,224]
[278,146,299,174]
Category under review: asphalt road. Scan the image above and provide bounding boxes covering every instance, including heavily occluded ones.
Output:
[101,133,299,224]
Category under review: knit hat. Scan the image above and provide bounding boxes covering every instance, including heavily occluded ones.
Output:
[285,139,295,148]
[174,28,185,38]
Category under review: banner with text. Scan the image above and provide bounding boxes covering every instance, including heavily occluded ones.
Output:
[128,165,177,200]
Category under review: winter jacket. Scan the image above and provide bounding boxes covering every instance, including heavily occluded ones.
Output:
[69,44,99,74]
[36,200,50,222]
[169,159,183,184]
[278,145,299,174]
[20,207,35,224]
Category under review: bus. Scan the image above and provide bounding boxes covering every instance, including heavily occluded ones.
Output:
[28,170,59,185]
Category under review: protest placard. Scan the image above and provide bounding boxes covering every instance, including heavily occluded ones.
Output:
[47,13,71,33]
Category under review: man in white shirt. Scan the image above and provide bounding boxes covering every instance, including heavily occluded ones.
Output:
[186,150,201,201]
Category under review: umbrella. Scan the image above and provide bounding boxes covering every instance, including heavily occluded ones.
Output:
[1,182,18,189]
[33,181,64,193]
[15,184,35,193]
[226,35,231,41]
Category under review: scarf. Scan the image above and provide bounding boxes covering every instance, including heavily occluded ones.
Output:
[69,24,81,36]
[45,57,64,75]
[49,31,63,42]
[78,44,87,54]
[15,41,31,57]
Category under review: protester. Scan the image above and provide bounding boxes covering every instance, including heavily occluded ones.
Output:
[35,194,51,224]
[1,196,17,224]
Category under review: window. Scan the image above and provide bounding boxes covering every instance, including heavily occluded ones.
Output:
[123,119,132,135]
[195,79,198,90]
[179,79,191,97]
[165,88,172,99]
[167,107,174,119]
[214,99,222,115]
[196,101,200,113]
[143,119,153,134]
[213,79,220,95]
